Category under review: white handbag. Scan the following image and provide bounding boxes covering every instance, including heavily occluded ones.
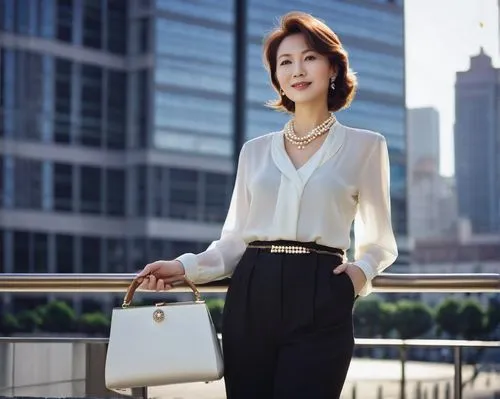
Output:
[105,276,224,389]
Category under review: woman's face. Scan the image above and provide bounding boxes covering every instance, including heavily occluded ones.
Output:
[275,33,334,107]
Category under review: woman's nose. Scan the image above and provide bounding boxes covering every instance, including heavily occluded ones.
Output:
[292,61,305,77]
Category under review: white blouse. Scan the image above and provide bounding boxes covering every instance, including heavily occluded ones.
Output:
[176,120,398,296]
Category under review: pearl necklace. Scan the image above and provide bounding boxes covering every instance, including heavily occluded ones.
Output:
[284,115,335,150]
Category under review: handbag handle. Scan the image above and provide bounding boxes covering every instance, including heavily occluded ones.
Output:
[122,275,201,308]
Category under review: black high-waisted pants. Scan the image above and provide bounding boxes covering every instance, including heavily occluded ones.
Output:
[222,240,355,399]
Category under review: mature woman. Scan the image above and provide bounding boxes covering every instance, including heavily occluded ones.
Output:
[138,11,398,399]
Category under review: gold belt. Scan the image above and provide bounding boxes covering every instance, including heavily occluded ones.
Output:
[247,244,343,259]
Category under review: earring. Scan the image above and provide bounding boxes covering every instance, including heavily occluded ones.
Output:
[330,77,336,91]
[280,89,285,96]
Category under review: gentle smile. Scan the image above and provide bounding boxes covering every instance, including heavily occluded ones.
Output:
[291,82,311,89]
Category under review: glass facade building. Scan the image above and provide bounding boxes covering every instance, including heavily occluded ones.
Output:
[0,0,407,311]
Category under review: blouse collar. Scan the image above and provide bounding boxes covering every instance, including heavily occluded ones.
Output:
[271,120,346,191]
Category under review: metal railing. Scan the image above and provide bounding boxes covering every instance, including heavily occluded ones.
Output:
[0,272,499,399]
[1,272,499,293]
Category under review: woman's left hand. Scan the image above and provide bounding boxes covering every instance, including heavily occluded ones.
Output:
[333,263,367,296]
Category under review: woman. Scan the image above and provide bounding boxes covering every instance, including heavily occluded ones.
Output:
[137,11,398,399]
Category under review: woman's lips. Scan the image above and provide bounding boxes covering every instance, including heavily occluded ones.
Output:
[291,82,311,90]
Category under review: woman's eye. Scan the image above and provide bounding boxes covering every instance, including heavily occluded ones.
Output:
[279,60,291,66]
[305,55,316,61]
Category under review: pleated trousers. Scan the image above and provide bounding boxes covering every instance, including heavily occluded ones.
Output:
[222,240,356,399]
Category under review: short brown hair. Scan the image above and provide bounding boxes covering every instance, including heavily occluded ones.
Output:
[263,11,357,113]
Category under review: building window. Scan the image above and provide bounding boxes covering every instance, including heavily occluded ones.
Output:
[80,166,102,214]
[171,240,200,259]
[169,168,198,220]
[131,238,146,270]
[135,70,149,148]
[152,166,165,217]
[80,64,103,147]
[39,0,56,38]
[33,232,48,272]
[81,236,101,273]
[149,239,167,262]
[53,162,73,211]
[106,70,127,149]
[56,0,73,43]
[107,0,127,54]
[54,57,72,144]
[0,156,3,208]
[56,234,74,273]
[14,158,42,210]
[14,0,30,35]
[106,168,125,216]
[82,0,102,49]
[136,17,149,54]
[204,172,231,223]
[0,230,4,273]
[135,165,147,216]
[106,238,126,272]
[14,231,30,273]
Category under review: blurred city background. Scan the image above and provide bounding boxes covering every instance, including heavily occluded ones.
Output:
[0,0,499,398]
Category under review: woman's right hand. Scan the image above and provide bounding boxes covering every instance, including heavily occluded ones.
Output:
[136,260,186,291]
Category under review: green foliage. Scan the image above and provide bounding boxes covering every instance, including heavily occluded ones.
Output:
[485,298,500,337]
[0,313,21,335]
[38,301,76,333]
[379,302,397,337]
[1,295,497,341]
[459,299,487,340]
[354,297,386,337]
[17,310,43,332]
[392,300,433,339]
[435,298,462,337]
[205,298,225,333]
[78,312,110,336]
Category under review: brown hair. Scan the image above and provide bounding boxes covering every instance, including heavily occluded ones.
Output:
[263,11,357,113]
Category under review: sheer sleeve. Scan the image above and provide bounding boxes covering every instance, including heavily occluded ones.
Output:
[175,144,250,284]
[352,135,398,296]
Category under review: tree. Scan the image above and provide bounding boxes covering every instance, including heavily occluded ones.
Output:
[459,299,487,340]
[435,298,461,338]
[485,298,500,339]
[379,302,396,337]
[353,297,387,337]
[392,300,433,399]
[17,310,43,333]
[0,313,21,335]
[79,312,110,336]
[392,300,433,339]
[38,301,76,333]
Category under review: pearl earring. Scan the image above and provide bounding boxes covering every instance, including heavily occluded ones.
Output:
[330,77,336,91]
[280,89,285,96]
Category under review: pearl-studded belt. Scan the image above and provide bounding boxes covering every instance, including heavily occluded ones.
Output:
[247,240,344,259]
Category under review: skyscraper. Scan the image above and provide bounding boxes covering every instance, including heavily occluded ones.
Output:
[454,49,500,234]
[0,0,407,311]
[407,107,457,240]
[407,107,440,174]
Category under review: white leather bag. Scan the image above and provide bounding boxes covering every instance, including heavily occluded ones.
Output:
[105,276,224,389]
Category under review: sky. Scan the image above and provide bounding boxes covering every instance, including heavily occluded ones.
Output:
[405,0,499,177]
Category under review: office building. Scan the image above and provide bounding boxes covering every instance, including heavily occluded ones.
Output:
[454,49,500,234]
[407,107,457,239]
[0,0,407,311]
